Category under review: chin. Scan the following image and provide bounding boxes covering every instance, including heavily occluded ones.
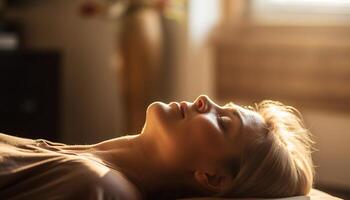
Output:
[146,101,168,116]
[145,101,170,127]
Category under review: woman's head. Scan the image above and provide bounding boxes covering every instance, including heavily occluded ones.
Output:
[141,95,314,198]
[224,100,314,198]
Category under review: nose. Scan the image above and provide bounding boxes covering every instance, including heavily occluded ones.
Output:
[194,95,215,113]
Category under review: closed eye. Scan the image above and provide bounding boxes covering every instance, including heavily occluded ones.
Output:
[217,114,231,131]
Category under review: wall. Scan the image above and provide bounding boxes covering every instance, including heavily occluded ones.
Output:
[304,110,350,189]
[174,0,221,101]
[7,0,125,143]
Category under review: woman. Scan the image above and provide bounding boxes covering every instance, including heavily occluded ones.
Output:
[0,95,314,200]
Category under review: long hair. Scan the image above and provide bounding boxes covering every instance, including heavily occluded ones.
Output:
[223,100,314,198]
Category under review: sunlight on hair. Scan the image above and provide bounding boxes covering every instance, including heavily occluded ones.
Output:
[222,100,314,198]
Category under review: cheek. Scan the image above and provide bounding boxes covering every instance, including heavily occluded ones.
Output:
[190,116,221,143]
[182,116,224,158]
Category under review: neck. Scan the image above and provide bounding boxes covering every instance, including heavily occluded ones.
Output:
[90,133,194,199]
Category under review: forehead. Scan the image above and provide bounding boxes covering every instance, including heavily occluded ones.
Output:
[224,103,266,138]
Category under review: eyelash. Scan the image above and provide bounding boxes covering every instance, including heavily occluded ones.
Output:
[217,114,225,131]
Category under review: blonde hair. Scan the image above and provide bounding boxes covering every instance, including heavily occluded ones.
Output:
[223,100,314,198]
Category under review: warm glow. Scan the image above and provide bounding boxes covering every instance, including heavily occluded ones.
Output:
[252,0,350,25]
[188,0,220,45]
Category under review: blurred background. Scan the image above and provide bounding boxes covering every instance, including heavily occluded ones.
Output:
[0,0,349,198]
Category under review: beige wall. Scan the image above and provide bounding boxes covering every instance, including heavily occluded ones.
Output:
[7,0,125,143]
[304,110,350,189]
[174,0,221,101]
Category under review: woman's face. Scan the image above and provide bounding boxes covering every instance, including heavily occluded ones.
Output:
[142,95,265,173]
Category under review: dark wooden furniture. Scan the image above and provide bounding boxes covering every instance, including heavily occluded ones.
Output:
[0,50,61,141]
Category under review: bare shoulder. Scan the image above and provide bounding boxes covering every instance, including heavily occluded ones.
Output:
[65,158,142,200]
[98,169,142,200]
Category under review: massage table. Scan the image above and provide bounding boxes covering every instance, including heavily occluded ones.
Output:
[179,188,343,200]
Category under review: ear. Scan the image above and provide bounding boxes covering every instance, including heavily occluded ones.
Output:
[194,170,233,194]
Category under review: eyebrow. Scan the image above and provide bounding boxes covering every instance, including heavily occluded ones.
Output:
[224,102,243,120]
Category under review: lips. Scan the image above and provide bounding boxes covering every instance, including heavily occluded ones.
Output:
[179,102,187,118]
[173,103,182,119]
[170,102,186,118]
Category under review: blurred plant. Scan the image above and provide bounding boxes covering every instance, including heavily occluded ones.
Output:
[80,0,186,22]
